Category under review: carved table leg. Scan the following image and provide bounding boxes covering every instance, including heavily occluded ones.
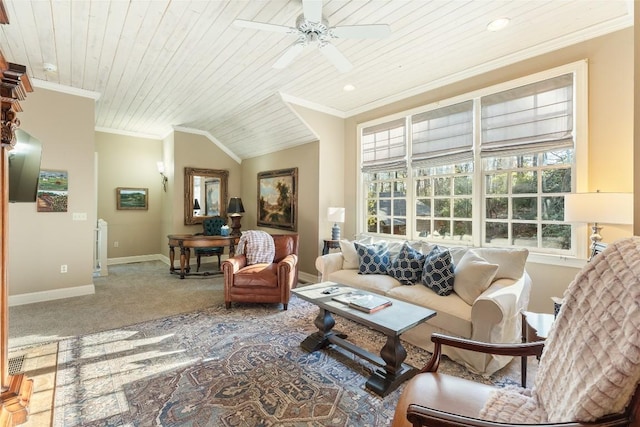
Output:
[366,334,416,397]
[169,245,176,273]
[301,308,336,352]
[179,246,187,279]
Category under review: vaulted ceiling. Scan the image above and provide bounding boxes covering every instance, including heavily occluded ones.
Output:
[0,0,632,160]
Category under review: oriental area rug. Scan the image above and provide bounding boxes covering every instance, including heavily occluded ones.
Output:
[52,296,523,426]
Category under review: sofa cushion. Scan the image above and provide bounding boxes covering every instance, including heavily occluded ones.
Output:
[422,248,455,296]
[339,239,359,269]
[387,285,472,338]
[388,242,427,285]
[355,241,391,275]
[327,269,402,294]
[474,248,529,280]
[454,250,499,305]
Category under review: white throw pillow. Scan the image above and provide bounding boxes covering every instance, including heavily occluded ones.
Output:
[474,248,529,280]
[454,250,499,305]
[339,239,359,269]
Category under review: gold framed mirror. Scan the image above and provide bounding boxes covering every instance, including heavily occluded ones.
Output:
[184,167,229,225]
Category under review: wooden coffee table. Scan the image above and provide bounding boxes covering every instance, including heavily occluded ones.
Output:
[292,282,436,397]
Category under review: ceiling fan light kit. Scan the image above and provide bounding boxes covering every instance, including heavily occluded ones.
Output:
[233,0,390,73]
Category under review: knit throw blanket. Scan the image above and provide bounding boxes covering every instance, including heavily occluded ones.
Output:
[480,237,640,423]
[236,230,275,265]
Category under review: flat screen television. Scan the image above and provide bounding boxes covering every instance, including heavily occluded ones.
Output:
[8,129,42,203]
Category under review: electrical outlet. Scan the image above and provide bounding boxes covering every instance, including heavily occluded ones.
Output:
[60,265,67,273]
[114,241,119,248]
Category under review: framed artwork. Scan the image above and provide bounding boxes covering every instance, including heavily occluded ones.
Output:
[37,170,68,212]
[116,187,148,210]
[257,167,298,231]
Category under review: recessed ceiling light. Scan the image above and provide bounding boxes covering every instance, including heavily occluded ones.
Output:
[343,84,355,91]
[43,63,57,72]
[487,17,510,32]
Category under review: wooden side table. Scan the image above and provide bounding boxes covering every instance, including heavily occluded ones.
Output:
[521,311,554,387]
[322,239,340,255]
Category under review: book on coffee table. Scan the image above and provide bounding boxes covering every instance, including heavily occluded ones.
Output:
[332,291,392,313]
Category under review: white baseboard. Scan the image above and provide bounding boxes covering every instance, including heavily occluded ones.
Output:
[298,271,319,284]
[9,284,96,307]
[108,254,163,265]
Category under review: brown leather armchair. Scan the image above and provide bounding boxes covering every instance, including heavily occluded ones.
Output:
[392,236,640,427]
[222,234,299,310]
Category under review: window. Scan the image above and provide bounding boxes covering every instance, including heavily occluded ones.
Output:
[358,64,585,257]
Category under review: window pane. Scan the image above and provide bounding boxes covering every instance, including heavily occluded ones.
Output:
[542,149,573,166]
[454,162,474,174]
[367,217,377,233]
[513,197,537,220]
[542,168,571,193]
[434,177,450,196]
[486,197,508,219]
[453,198,472,218]
[515,154,537,168]
[485,222,507,243]
[454,220,472,240]
[542,196,565,221]
[393,180,407,196]
[416,199,430,216]
[379,199,391,216]
[394,199,406,217]
[367,200,376,216]
[434,199,450,217]
[453,176,472,195]
[542,224,571,249]
[512,171,537,194]
[434,219,450,237]
[513,223,537,247]
[486,173,507,194]
[416,219,431,237]
[416,179,431,197]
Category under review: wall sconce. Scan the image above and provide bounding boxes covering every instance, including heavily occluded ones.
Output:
[564,191,633,258]
[227,197,245,237]
[157,161,168,192]
[327,207,345,240]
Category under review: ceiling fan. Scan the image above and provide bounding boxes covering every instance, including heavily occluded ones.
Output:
[233,0,391,73]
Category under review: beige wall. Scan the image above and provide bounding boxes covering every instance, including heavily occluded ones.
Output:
[344,28,634,313]
[8,88,96,297]
[240,142,319,276]
[95,132,164,258]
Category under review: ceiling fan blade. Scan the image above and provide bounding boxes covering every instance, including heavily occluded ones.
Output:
[318,43,352,73]
[331,24,391,39]
[302,0,323,23]
[233,19,295,34]
[273,43,306,69]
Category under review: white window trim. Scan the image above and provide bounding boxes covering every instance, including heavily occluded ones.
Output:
[356,60,589,263]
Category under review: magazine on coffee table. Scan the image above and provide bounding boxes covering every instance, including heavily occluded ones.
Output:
[331,291,392,313]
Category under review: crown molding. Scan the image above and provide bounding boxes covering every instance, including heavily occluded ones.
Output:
[31,78,101,100]
[344,15,632,118]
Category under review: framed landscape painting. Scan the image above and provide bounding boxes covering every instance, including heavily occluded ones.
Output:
[257,168,297,231]
[37,170,68,212]
[116,187,148,210]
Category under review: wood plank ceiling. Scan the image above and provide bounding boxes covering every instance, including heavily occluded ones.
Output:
[0,0,632,160]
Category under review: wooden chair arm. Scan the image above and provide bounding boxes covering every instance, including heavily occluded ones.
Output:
[406,404,627,427]
[421,333,545,373]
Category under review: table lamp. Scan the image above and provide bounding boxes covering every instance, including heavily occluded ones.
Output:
[228,197,245,237]
[327,207,345,240]
[564,192,633,258]
[193,198,201,215]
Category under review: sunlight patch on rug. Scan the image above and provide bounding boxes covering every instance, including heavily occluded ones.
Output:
[53,296,523,426]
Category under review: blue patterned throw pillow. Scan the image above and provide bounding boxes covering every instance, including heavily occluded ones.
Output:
[355,242,391,275]
[388,242,427,285]
[422,247,455,295]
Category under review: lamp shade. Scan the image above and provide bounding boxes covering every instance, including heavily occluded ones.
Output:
[564,193,633,225]
[193,199,201,210]
[227,197,245,216]
[327,207,345,223]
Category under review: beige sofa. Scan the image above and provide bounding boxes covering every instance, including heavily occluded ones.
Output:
[315,240,532,375]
